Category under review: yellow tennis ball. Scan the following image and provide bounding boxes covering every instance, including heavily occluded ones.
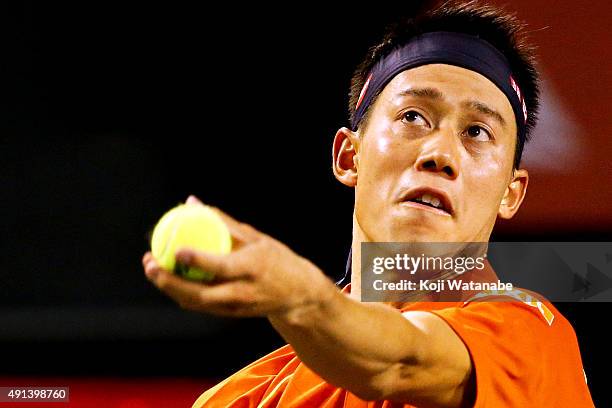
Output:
[150,204,231,281]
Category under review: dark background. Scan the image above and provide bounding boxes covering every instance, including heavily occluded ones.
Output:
[1,1,610,406]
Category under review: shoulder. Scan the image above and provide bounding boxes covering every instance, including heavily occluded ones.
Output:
[432,288,579,353]
[462,288,559,326]
[424,289,593,407]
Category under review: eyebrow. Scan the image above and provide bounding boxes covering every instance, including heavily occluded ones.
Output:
[462,100,507,128]
[398,87,444,100]
[398,87,507,128]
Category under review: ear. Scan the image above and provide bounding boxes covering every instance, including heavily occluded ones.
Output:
[332,127,360,187]
[498,168,529,219]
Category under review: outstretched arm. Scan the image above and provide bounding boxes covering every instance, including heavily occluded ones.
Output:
[143,197,473,408]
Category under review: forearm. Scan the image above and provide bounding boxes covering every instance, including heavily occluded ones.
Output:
[268,276,424,401]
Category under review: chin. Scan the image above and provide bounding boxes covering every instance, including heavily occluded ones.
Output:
[361,209,456,242]
[387,224,455,243]
[384,215,454,242]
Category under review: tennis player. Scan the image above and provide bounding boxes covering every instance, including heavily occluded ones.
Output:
[143,1,595,406]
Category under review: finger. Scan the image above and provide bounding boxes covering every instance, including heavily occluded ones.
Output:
[151,268,212,308]
[149,267,248,313]
[142,251,153,267]
[144,255,168,277]
[175,248,250,281]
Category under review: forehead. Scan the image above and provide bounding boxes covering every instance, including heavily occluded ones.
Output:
[377,64,515,125]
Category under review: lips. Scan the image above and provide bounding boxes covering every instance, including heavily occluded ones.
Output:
[399,187,454,216]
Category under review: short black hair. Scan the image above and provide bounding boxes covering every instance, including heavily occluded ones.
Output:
[348,0,540,169]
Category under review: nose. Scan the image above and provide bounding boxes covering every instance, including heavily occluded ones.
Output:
[414,130,459,179]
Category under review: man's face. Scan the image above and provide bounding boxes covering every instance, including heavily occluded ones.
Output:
[345,64,524,243]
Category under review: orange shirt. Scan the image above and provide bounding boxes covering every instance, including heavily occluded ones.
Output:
[193,288,594,407]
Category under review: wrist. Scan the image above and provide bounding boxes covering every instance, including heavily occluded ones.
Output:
[270,262,339,328]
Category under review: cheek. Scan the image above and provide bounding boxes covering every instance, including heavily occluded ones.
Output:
[464,153,510,216]
[358,126,415,193]
[356,128,409,213]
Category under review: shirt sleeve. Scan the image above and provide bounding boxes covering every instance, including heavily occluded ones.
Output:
[427,297,594,407]
[192,344,299,408]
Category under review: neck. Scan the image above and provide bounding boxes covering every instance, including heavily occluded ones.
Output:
[350,212,366,300]
[349,211,497,303]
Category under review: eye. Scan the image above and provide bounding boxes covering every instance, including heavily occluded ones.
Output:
[401,110,428,127]
[465,125,492,141]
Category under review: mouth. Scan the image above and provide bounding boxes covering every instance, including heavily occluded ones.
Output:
[398,187,454,216]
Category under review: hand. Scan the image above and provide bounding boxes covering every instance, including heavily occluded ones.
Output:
[142,196,333,318]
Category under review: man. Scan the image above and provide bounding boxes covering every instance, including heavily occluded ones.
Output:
[142,1,594,406]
